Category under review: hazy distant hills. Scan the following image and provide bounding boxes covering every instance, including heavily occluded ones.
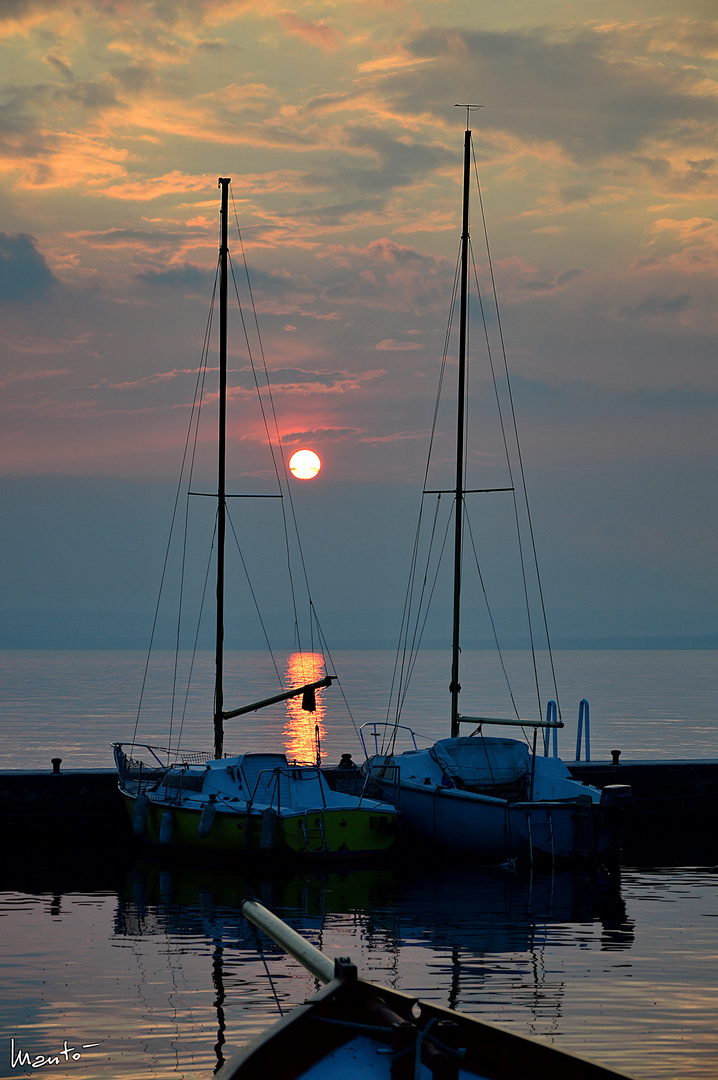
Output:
[1,608,715,651]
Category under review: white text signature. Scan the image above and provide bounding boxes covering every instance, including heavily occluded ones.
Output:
[11,1039,100,1070]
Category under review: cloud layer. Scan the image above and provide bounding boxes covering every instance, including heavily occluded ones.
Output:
[1,0,716,642]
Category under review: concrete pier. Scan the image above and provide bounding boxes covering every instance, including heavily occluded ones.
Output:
[568,757,718,823]
[0,767,130,843]
[1,757,716,845]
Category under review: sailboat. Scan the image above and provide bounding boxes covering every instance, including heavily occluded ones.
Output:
[113,178,398,858]
[364,119,630,863]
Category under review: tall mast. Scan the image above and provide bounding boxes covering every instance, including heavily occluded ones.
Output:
[450,128,471,739]
[214,177,230,760]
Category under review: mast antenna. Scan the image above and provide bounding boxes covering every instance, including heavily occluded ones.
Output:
[454,103,483,129]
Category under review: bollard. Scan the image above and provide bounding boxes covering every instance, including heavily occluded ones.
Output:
[51,758,62,774]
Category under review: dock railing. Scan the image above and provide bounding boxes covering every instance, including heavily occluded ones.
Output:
[575,699,591,761]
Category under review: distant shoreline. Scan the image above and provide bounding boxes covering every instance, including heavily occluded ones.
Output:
[2,608,715,651]
[0,637,716,651]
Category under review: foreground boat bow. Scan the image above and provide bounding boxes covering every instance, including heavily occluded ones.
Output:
[215,899,634,1080]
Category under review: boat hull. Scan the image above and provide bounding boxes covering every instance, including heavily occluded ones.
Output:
[364,736,623,863]
[120,791,398,859]
[375,779,606,861]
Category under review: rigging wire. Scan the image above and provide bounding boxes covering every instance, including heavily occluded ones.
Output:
[226,250,303,663]
[174,514,217,755]
[131,261,219,759]
[226,504,284,685]
[463,509,522,724]
[397,501,454,722]
[226,189,350,741]
[386,132,562,744]
[470,139,562,719]
[385,244,462,752]
[228,195,318,658]
[133,182,347,760]
[469,230,542,718]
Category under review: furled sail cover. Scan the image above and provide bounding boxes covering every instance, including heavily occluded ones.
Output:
[431,737,530,789]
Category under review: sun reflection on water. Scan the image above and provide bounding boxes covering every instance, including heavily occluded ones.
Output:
[283,651,327,764]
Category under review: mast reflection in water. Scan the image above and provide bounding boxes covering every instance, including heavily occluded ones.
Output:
[283,652,327,765]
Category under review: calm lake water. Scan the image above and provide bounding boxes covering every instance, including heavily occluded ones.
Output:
[1,647,717,769]
[1,648,717,1079]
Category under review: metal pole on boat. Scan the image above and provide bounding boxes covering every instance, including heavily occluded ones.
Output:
[215,178,230,760]
[450,126,471,740]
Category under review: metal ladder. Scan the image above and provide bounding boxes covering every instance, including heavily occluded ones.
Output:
[527,810,555,866]
[301,809,327,853]
[571,798,597,857]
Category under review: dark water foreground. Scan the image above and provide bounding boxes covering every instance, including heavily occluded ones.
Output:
[1,837,717,1080]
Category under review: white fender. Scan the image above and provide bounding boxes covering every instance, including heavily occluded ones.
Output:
[197,799,217,838]
[133,793,149,837]
[260,807,278,850]
[159,809,175,844]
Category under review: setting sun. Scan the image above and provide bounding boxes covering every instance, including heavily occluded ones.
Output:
[289,449,321,479]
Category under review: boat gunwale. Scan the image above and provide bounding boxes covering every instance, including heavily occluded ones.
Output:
[387,776,597,809]
[215,968,635,1080]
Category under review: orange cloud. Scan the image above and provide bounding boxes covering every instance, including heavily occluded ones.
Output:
[374,338,423,351]
[4,330,94,356]
[277,12,341,53]
[0,367,71,386]
[226,368,386,399]
[101,368,200,390]
[361,429,428,445]
[645,216,718,255]
[103,171,217,201]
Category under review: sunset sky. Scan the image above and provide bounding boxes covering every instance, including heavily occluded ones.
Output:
[1,0,717,650]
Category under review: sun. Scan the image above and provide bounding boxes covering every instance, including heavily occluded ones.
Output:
[289,449,321,479]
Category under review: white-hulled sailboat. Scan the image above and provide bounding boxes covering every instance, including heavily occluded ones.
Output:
[113,178,398,859]
[364,116,630,863]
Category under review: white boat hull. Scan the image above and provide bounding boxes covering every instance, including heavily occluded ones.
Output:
[366,737,624,862]
[378,778,602,860]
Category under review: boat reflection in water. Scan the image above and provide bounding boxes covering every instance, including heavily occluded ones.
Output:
[115,855,633,1075]
[5,841,715,1080]
[283,652,327,765]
